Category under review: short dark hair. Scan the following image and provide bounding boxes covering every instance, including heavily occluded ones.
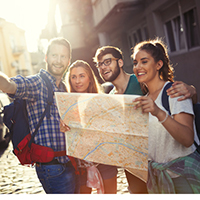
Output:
[93,46,124,63]
[46,37,71,59]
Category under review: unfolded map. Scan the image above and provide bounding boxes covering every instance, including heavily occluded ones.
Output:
[55,92,148,182]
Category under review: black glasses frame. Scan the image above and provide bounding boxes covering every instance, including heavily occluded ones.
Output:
[96,58,119,69]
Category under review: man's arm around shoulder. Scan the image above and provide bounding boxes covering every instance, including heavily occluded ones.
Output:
[0,72,17,94]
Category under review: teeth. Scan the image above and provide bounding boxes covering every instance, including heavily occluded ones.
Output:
[138,72,145,76]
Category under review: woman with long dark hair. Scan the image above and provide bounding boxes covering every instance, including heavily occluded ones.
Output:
[133,38,200,193]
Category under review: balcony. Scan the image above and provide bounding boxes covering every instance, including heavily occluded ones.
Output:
[12,46,25,56]
[92,0,144,32]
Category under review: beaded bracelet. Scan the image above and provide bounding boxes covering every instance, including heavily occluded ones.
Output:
[159,112,168,123]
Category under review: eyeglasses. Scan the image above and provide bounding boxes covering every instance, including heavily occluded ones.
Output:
[96,58,119,69]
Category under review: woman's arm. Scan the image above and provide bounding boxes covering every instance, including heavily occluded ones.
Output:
[134,96,194,147]
[160,111,194,147]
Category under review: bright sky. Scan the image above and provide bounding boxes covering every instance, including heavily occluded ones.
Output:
[0,0,50,52]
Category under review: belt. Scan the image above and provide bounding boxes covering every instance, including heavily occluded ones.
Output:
[36,159,71,166]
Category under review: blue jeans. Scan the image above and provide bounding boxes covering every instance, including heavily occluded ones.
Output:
[36,161,80,194]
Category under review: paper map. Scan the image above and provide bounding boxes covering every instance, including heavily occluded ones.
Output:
[55,92,148,182]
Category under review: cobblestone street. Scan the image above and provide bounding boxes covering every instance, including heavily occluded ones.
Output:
[0,143,44,194]
[0,142,129,194]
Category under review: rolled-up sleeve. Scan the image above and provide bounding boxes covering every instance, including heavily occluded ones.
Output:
[9,75,41,101]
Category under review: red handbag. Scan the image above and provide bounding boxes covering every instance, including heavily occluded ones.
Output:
[13,133,66,165]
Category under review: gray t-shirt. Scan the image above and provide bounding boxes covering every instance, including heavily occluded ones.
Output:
[148,82,198,163]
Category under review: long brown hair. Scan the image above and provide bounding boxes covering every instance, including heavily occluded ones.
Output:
[132,38,174,82]
[66,60,102,93]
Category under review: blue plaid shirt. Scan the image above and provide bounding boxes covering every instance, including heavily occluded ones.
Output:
[10,69,70,163]
[148,150,200,193]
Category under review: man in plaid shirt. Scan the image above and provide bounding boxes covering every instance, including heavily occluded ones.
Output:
[0,38,79,193]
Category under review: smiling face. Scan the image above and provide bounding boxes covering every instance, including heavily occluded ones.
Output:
[70,66,90,93]
[46,44,70,78]
[97,54,121,82]
[133,50,162,85]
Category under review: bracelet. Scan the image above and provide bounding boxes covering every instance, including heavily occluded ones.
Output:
[159,112,168,123]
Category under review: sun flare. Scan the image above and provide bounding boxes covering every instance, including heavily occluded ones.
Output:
[0,0,49,52]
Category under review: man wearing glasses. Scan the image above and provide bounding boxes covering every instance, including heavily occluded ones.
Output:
[93,45,197,193]
[94,46,144,95]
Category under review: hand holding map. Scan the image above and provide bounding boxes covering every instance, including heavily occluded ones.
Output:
[55,92,148,182]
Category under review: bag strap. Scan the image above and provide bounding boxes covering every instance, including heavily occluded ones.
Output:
[193,103,200,151]
[54,150,66,157]
[40,73,54,119]
[161,82,173,115]
[28,73,54,147]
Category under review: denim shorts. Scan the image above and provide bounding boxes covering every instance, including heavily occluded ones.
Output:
[79,164,118,186]
[35,161,80,194]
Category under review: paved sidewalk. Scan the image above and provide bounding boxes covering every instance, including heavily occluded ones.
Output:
[0,143,44,194]
[0,142,129,194]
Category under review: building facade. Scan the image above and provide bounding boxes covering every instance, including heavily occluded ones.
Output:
[40,0,200,99]
[0,18,32,77]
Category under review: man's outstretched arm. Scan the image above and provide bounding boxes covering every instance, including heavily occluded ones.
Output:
[0,72,17,94]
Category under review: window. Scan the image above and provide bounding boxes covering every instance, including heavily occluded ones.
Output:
[165,16,185,52]
[173,16,185,50]
[164,7,200,52]
[143,27,149,39]
[128,36,132,49]
[10,35,15,51]
[184,8,200,48]
[165,21,176,52]
[128,26,149,48]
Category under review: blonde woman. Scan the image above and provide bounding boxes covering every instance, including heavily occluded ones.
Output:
[62,60,118,194]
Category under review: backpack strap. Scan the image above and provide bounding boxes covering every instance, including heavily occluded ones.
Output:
[193,103,200,149]
[194,103,200,137]
[161,82,173,115]
[40,73,54,119]
[28,73,54,147]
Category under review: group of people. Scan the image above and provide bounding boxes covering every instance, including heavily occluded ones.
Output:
[0,36,200,194]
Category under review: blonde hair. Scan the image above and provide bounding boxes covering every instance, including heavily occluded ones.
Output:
[66,60,102,93]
